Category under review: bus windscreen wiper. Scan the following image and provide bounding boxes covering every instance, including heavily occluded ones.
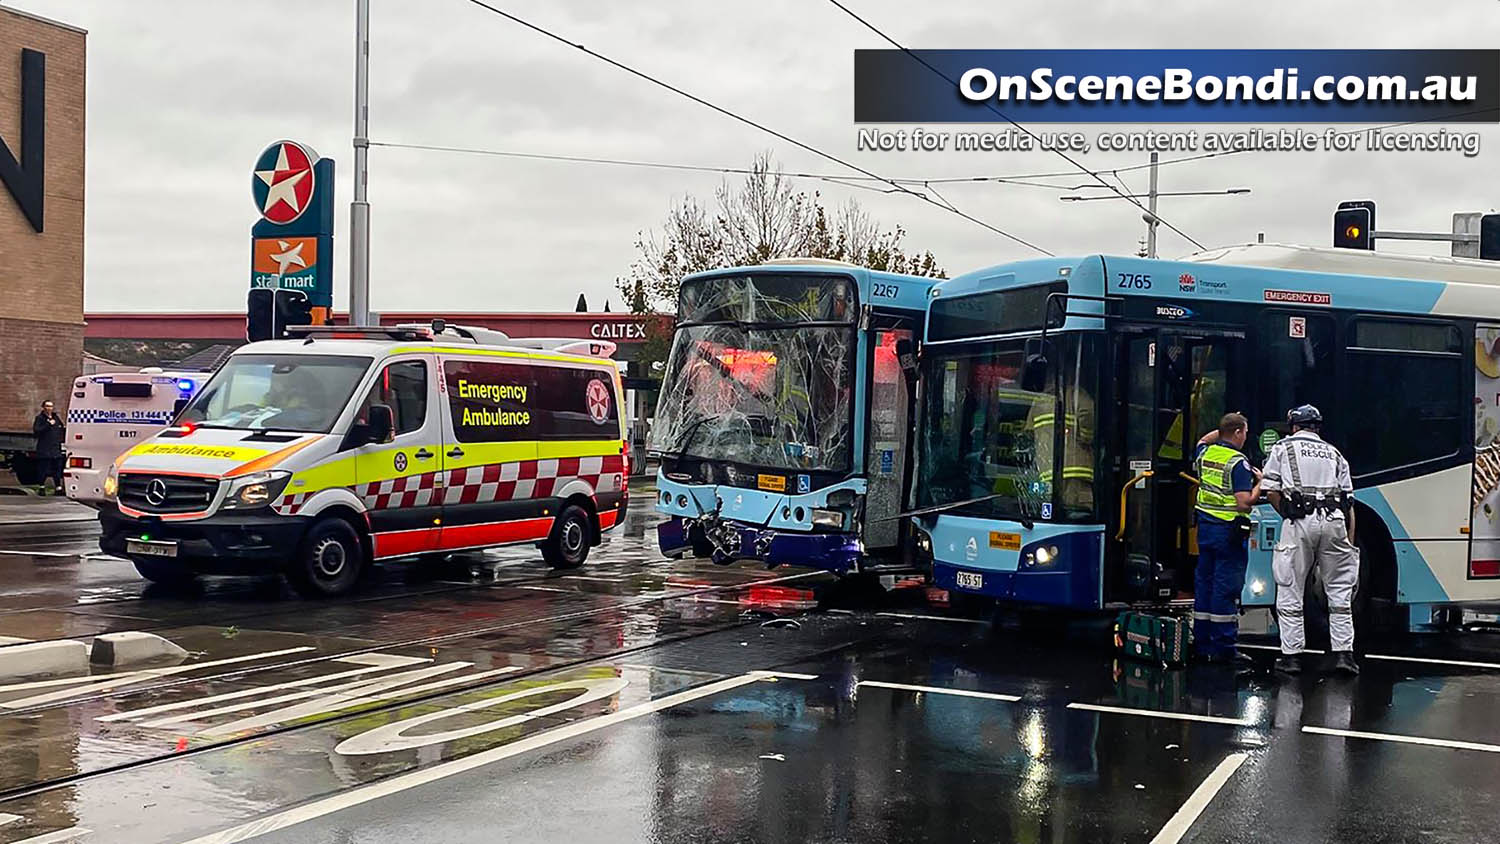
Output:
[655,415,715,464]
[877,491,1035,530]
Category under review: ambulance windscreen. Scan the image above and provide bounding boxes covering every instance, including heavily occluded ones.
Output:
[179,354,372,434]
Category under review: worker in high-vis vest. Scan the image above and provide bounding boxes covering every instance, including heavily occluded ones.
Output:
[1192,412,1262,665]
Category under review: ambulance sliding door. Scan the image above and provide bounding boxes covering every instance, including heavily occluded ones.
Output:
[437,356,543,552]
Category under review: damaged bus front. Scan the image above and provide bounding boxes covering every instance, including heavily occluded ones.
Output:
[651,262,937,574]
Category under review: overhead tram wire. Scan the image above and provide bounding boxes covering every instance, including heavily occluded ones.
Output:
[370,141,1097,202]
[827,0,1206,252]
[456,0,1052,256]
[921,105,1500,184]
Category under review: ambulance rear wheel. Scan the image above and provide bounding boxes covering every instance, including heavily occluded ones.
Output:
[543,505,592,569]
[287,518,364,598]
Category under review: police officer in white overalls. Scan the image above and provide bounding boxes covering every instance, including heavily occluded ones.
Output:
[1261,405,1360,675]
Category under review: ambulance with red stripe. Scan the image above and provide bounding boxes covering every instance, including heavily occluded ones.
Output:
[98,323,628,596]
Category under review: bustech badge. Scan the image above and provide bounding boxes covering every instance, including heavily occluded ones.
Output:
[1155,304,1193,320]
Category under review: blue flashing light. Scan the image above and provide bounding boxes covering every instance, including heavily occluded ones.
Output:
[176,379,195,392]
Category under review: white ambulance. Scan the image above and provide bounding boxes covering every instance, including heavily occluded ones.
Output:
[100,324,629,596]
[66,369,206,505]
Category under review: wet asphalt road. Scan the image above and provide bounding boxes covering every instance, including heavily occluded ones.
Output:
[2,497,1500,842]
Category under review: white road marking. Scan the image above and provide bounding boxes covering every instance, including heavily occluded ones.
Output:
[1238,644,1326,655]
[1149,753,1248,844]
[177,672,786,844]
[1365,654,1500,670]
[512,585,576,593]
[1302,725,1500,753]
[98,654,432,723]
[0,647,316,710]
[857,680,1020,702]
[749,670,818,680]
[874,612,988,625]
[0,813,21,827]
[199,665,522,738]
[12,828,92,844]
[1067,702,1256,727]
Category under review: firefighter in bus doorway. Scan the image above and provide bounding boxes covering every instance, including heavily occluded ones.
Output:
[1192,413,1262,666]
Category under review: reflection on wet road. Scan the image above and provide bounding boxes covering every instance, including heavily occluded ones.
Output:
[1,498,1500,842]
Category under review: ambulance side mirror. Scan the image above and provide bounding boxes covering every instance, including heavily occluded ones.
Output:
[349,404,395,448]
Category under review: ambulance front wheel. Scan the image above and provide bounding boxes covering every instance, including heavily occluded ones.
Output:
[287,518,365,598]
[542,505,593,569]
[132,558,197,589]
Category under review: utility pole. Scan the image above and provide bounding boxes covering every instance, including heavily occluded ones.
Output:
[350,0,371,326]
[1143,152,1160,258]
[1059,153,1248,256]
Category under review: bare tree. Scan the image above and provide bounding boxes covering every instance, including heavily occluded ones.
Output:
[618,151,945,318]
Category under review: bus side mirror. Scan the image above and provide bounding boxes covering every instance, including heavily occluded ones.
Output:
[895,338,918,379]
[350,404,394,447]
[1020,338,1052,394]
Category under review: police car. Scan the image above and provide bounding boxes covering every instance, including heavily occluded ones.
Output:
[66,369,205,505]
[99,323,628,596]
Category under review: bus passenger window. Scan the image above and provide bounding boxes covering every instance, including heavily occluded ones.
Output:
[1345,318,1464,477]
[1257,313,1334,459]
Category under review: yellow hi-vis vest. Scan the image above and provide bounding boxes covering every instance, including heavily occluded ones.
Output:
[1195,443,1248,522]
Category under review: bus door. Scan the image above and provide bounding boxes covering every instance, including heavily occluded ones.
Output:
[862,315,917,551]
[1112,328,1239,603]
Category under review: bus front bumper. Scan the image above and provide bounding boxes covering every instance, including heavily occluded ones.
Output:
[657,516,861,574]
[100,506,311,574]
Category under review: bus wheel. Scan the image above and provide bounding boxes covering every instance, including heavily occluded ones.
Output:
[543,505,592,569]
[287,518,364,598]
[132,558,197,589]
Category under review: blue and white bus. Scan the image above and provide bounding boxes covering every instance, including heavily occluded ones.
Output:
[911,243,1500,629]
[652,259,939,574]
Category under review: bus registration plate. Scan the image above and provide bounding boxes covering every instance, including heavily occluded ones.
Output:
[955,571,984,590]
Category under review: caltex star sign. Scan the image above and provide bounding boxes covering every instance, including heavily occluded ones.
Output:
[252,141,317,224]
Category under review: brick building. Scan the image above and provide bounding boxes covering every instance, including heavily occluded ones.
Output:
[0,7,85,445]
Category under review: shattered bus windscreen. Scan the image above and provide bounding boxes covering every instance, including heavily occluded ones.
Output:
[652,274,856,473]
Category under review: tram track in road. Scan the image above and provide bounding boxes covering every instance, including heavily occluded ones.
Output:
[0,543,690,646]
[0,564,827,720]
[0,569,842,810]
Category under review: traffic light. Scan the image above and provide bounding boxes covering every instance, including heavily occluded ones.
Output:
[1481,213,1500,262]
[1333,201,1375,250]
[275,289,312,333]
[247,288,274,342]
[246,288,313,342]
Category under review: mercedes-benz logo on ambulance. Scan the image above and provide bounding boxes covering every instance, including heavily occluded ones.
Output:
[145,479,169,506]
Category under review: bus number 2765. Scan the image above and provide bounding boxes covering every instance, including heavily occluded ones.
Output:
[1117,273,1152,289]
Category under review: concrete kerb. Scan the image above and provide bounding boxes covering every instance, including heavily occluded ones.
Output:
[89,631,189,667]
[0,640,89,680]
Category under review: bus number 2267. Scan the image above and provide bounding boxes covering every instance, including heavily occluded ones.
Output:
[1117,273,1152,289]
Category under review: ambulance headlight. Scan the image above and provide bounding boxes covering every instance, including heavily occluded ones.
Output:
[224,471,292,509]
[102,467,118,499]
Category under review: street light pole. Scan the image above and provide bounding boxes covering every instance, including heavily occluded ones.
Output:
[1145,152,1159,259]
[350,0,371,326]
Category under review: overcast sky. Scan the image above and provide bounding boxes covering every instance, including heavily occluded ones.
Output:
[11,0,1500,314]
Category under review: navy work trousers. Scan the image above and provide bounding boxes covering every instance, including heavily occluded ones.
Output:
[1193,517,1248,659]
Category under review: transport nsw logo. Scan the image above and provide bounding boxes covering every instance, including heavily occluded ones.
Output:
[1264,289,1332,306]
